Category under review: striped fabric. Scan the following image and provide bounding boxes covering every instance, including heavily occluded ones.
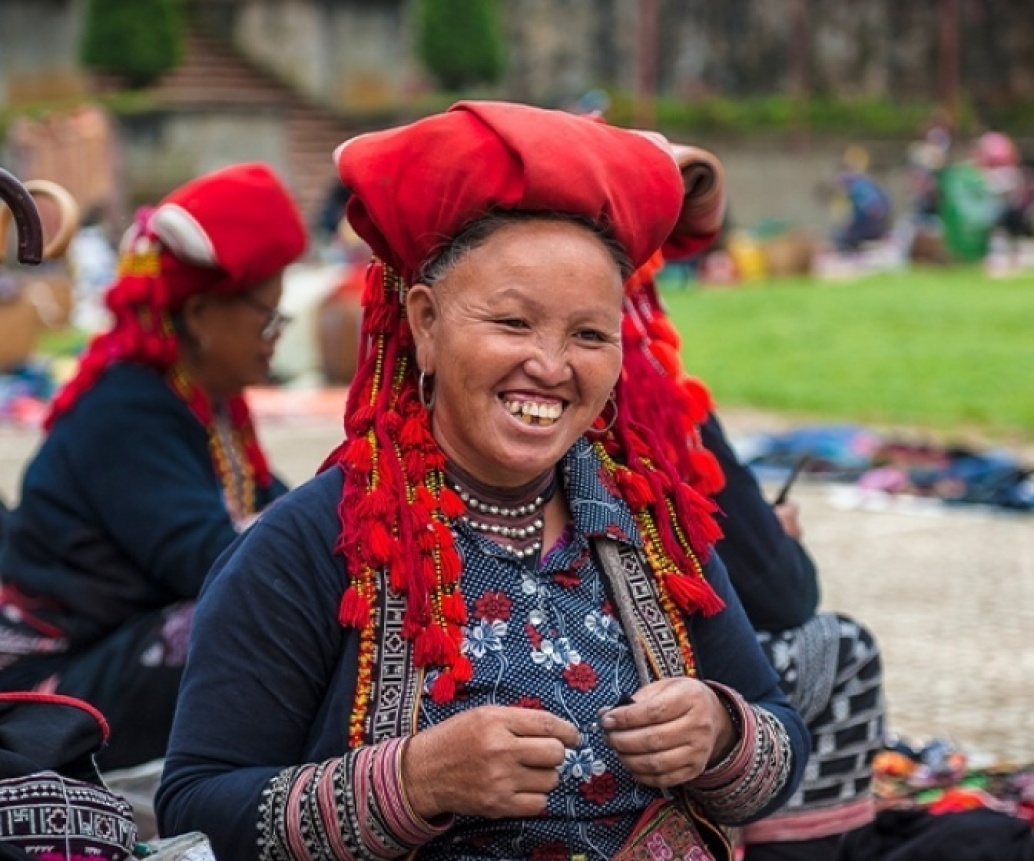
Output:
[742,613,884,844]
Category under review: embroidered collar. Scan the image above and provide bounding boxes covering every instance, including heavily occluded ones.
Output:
[562,438,643,548]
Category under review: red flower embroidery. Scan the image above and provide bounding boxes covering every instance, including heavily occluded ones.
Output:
[597,465,619,495]
[525,623,544,649]
[602,598,615,617]
[474,591,513,622]
[553,570,581,588]
[511,695,544,710]
[530,843,569,861]
[562,661,598,692]
[580,772,618,805]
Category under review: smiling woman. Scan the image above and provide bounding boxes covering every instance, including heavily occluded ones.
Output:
[0,163,307,770]
[156,102,809,861]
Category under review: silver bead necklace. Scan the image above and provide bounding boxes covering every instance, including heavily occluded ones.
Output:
[448,464,557,562]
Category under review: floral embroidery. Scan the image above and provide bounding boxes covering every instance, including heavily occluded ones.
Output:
[563,661,598,692]
[531,636,580,668]
[585,609,620,642]
[520,571,543,598]
[462,619,508,659]
[530,843,569,861]
[565,746,607,782]
[553,569,582,588]
[580,772,619,805]
[510,695,544,710]
[474,591,513,622]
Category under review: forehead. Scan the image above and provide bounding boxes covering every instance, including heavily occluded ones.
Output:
[439,219,623,302]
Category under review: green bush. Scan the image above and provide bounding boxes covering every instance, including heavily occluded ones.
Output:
[414,0,505,91]
[80,0,184,88]
[605,92,977,139]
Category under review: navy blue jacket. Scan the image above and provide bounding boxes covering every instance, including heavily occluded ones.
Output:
[0,363,286,650]
[703,414,820,632]
[157,464,808,859]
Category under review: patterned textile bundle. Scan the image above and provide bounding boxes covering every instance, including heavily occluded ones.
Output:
[0,692,138,861]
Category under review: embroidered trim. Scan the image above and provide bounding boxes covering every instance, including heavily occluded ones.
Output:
[256,742,451,861]
[689,698,795,825]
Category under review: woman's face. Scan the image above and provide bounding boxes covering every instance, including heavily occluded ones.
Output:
[182,274,286,399]
[408,219,624,488]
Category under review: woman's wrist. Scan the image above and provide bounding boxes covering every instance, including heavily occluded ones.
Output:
[704,682,745,769]
[399,731,443,821]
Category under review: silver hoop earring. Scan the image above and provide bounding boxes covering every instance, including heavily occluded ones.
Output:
[592,395,618,434]
[418,369,436,410]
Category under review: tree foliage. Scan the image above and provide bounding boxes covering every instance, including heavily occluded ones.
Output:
[414,0,505,91]
[80,0,184,88]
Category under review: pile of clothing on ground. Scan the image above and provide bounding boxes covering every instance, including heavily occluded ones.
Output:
[0,360,55,427]
[740,424,1034,513]
[836,738,1034,860]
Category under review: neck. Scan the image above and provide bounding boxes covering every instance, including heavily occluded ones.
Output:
[447,461,557,562]
[177,349,231,405]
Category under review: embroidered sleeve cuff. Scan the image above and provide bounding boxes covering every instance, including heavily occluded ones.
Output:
[684,682,794,825]
[256,739,452,861]
[385,736,455,844]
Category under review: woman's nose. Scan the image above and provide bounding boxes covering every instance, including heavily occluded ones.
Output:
[524,338,572,384]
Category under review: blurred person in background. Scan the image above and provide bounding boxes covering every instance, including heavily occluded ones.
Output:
[828,145,892,252]
[0,162,307,770]
[622,147,885,861]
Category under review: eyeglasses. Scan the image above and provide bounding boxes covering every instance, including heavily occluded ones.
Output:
[239,293,293,341]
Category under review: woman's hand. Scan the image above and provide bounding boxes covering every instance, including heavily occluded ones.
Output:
[401,705,581,820]
[600,678,737,788]
[773,499,804,540]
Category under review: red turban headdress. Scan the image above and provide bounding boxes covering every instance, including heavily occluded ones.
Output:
[336,100,683,280]
[46,162,307,492]
[326,102,724,732]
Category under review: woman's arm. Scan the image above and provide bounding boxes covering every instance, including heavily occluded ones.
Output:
[155,472,465,861]
[681,553,810,823]
[702,413,820,631]
[70,388,242,598]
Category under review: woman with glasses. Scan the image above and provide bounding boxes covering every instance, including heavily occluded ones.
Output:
[0,162,307,770]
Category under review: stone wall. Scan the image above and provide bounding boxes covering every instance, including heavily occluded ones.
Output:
[4,0,1033,113]
[0,0,85,105]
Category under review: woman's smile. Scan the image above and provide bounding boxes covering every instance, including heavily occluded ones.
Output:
[499,393,566,427]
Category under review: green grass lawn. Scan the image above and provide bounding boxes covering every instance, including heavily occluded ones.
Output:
[661,266,1034,445]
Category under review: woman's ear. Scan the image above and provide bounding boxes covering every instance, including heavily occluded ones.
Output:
[406,283,438,373]
[178,294,210,350]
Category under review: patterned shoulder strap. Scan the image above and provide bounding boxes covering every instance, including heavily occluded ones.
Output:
[591,537,693,683]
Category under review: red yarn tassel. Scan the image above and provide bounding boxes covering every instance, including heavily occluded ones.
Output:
[430,670,457,704]
[666,573,725,617]
[680,377,714,423]
[414,625,457,667]
[438,545,462,584]
[439,487,467,519]
[441,591,468,625]
[686,448,726,495]
[366,521,394,567]
[338,586,371,628]
[647,340,683,379]
[616,469,655,509]
[343,436,373,474]
[451,654,474,684]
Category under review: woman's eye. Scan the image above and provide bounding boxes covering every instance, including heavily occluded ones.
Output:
[576,329,607,342]
[498,318,528,329]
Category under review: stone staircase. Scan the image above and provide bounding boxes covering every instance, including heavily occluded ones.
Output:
[145,27,356,228]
